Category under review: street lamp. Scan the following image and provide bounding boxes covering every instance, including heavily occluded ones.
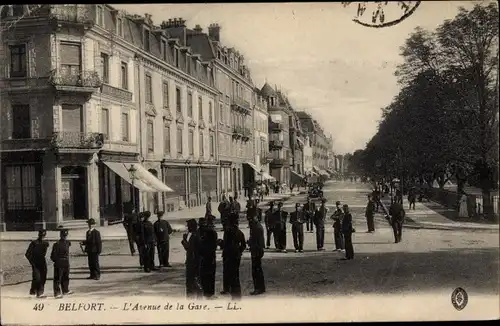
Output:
[128,164,137,214]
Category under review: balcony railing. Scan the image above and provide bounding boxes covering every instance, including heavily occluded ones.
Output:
[101,84,132,101]
[260,153,272,164]
[49,5,94,25]
[269,140,284,149]
[270,122,283,132]
[49,69,102,89]
[231,97,251,115]
[270,158,287,167]
[51,132,104,149]
[232,126,243,138]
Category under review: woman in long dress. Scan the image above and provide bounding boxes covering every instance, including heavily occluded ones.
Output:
[458,194,468,218]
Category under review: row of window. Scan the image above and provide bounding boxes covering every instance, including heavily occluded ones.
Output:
[218,133,252,158]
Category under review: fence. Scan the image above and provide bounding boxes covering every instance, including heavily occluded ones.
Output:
[430,187,499,218]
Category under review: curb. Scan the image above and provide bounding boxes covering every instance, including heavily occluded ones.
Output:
[404,223,499,232]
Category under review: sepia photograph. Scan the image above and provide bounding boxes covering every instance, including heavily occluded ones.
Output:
[0,1,499,324]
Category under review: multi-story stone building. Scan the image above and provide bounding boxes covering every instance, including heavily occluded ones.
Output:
[303,135,314,176]
[260,83,291,185]
[296,111,330,178]
[289,110,306,185]
[0,5,215,230]
[252,89,274,183]
[187,23,254,197]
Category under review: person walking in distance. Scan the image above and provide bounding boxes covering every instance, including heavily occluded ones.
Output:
[140,211,157,272]
[153,211,173,268]
[365,195,376,233]
[303,197,316,233]
[219,213,246,299]
[218,195,230,231]
[314,198,328,251]
[82,218,102,280]
[50,228,73,298]
[198,217,218,298]
[408,187,417,210]
[181,219,202,298]
[331,201,345,252]
[264,201,275,249]
[25,230,49,298]
[290,203,305,253]
[205,196,215,226]
[248,213,266,295]
[122,207,138,256]
[388,201,406,243]
[341,205,355,260]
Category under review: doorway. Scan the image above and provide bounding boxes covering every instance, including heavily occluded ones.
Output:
[61,166,87,220]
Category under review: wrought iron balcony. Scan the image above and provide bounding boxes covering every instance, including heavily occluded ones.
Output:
[269,140,284,149]
[49,5,94,26]
[231,97,251,115]
[270,158,287,167]
[101,84,132,101]
[232,126,244,139]
[260,153,272,164]
[49,69,102,90]
[50,132,104,149]
[270,122,284,132]
[241,127,252,141]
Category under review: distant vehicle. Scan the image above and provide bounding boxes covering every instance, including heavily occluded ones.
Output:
[308,182,324,200]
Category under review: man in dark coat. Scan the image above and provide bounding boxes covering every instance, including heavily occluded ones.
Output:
[246,196,258,221]
[264,201,275,249]
[25,230,49,298]
[303,197,316,233]
[198,217,218,298]
[140,211,157,272]
[314,198,328,251]
[153,211,173,268]
[181,219,202,298]
[230,195,241,218]
[248,214,266,295]
[273,202,286,252]
[331,201,344,252]
[290,203,305,253]
[372,188,381,212]
[389,201,406,243]
[123,208,138,256]
[341,205,355,260]
[132,212,145,268]
[218,195,230,230]
[408,187,417,210]
[81,218,102,280]
[50,228,73,298]
[205,197,215,225]
[220,213,246,299]
[365,195,376,233]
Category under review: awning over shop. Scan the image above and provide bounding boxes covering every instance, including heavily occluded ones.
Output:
[103,162,174,193]
[291,170,305,184]
[291,170,305,179]
[245,162,261,174]
[313,166,321,173]
[261,172,276,182]
[319,170,330,177]
[305,170,318,176]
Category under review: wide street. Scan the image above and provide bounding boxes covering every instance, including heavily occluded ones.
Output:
[2,180,499,303]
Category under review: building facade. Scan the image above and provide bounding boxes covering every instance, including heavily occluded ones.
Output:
[0,5,214,231]
[297,111,330,177]
[303,135,313,175]
[252,89,273,182]
[187,24,255,197]
[289,110,305,185]
[261,83,291,185]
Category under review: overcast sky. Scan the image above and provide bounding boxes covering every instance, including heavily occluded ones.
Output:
[115,1,480,154]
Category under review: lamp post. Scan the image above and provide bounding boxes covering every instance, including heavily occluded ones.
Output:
[128,164,137,214]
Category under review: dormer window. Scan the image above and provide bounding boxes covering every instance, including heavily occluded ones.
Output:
[175,48,179,68]
[96,5,104,27]
[161,39,167,61]
[143,28,151,52]
[186,54,191,73]
[117,17,123,37]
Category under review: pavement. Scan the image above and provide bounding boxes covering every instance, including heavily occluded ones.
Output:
[0,191,302,242]
[1,181,499,323]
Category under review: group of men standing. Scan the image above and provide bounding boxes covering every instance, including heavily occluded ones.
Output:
[123,210,174,272]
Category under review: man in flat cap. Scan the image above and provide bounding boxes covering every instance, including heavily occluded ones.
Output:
[314,198,328,251]
[140,211,157,272]
[303,197,316,233]
[132,212,145,268]
[220,212,246,299]
[290,203,305,253]
[50,227,73,298]
[365,194,376,233]
[81,218,102,280]
[198,217,218,298]
[248,213,266,295]
[25,230,49,298]
[154,211,173,268]
[182,219,202,298]
[122,206,138,256]
[264,201,275,249]
[341,204,355,260]
[331,201,345,252]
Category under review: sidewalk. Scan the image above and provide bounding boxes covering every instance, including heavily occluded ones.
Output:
[0,191,299,242]
[379,197,499,232]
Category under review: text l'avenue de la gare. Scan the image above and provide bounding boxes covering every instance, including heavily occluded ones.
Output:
[55,301,242,312]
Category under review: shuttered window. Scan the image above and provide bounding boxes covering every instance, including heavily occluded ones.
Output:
[101,108,110,140]
[5,165,38,209]
[176,87,181,113]
[177,128,183,154]
[164,125,170,154]
[61,104,82,132]
[199,131,204,157]
[188,130,194,155]
[187,92,193,117]
[10,44,27,78]
[208,102,213,124]
[163,82,169,108]
[209,132,215,157]
[121,113,129,141]
[145,74,153,103]
[60,43,81,76]
[198,96,203,120]
[147,120,154,152]
[11,104,31,139]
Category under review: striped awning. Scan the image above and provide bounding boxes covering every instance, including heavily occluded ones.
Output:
[104,162,174,193]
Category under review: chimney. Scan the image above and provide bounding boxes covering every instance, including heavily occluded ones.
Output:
[193,24,203,33]
[208,23,221,42]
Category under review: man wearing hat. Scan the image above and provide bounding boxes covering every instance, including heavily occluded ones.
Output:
[331,201,345,252]
[154,211,173,268]
[248,214,266,295]
[220,213,246,299]
[50,228,73,298]
[218,194,230,231]
[313,198,328,251]
[198,217,218,298]
[341,204,355,260]
[25,230,49,298]
[303,197,316,233]
[81,218,102,280]
[140,211,157,272]
[290,203,305,253]
[365,194,376,233]
[272,202,286,252]
[132,212,145,268]
[181,219,202,298]
[264,201,275,249]
[122,206,138,256]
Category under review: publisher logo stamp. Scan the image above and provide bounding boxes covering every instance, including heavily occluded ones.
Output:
[451,287,468,311]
